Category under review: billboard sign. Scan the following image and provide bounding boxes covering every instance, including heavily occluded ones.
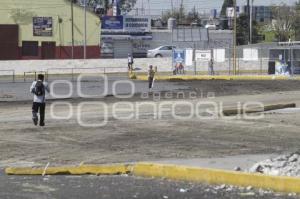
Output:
[102,16,124,30]
[123,16,151,32]
[101,15,151,32]
[226,7,240,18]
[33,17,53,36]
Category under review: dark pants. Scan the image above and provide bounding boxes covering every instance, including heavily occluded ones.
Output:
[209,65,215,75]
[128,63,133,70]
[148,77,154,89]
[32,102,46,125]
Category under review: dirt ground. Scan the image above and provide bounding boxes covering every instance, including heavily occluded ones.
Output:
[0,80,300,168]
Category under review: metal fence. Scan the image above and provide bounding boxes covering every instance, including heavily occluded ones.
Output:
[0,67,128,83]
[46,66,127,82]
[0,70,15,83]
[175,46,300,76]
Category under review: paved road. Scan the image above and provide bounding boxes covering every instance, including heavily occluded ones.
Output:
[0,170,298,199]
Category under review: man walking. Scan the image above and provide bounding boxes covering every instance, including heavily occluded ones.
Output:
[209,58,215,75]
[148,65,155,91]
[30,74,50,127]
[128,53,134,71]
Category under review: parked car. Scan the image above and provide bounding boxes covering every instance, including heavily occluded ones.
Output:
[205,24,217,30]
[147,46,176,58]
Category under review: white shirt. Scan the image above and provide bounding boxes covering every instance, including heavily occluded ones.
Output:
[30,80,50,103]
[128,56,133,63]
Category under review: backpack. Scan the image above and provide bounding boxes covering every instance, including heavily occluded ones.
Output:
[34,81,45,96]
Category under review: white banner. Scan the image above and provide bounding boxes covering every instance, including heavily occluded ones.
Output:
[243,48,258,61]
[185,49,194,66]
[226,7,235,18]
[213,49,225,62]
[196,50,211,61]
[123,16,151,32]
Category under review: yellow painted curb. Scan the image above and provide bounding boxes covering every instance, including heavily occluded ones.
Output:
[222,103,296,116]
[6,162,300,193]
[134,75,300,81]
[133,163,300,194]
[5,164,131,175]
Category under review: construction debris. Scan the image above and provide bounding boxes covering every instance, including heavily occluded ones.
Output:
[250,152,300,177]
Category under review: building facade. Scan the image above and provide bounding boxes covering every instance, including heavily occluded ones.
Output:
[101,15,152,58]
[242,5,272,23]
[0,0,101,60]
[100,15,216,58]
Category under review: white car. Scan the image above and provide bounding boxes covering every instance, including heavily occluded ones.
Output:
[205,24,217,30]
[147,46,176,58]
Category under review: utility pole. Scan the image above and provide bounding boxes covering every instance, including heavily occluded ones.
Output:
[180,0,184,23]
[171,0,174,14]
[84,0,87,59]
[148,0,151,15]
[250,0,254,44]
[247,0,250,44]
[71,0,74,59]
[233,0,237,75]
[141,0,144,15]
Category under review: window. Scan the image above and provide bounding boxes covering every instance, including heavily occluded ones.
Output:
[160,46,173,50]
[160,46,169,50]
[22,41,38,56]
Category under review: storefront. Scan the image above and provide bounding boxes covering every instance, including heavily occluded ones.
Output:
[0,0,101,60]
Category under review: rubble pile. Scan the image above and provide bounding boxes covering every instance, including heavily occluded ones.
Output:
[250,152,300,177]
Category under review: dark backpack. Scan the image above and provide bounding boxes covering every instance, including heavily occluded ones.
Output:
[34,81,45,96]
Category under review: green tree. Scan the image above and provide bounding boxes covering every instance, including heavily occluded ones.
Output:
[161,9,183,24]
[186,6,200,24]
[271,4,296,42]
[220,0,234,17]
[66,0,136,14]
[295,0,300,40]
[236,13,261,45]
[161,4,202,25]
[119,0,137,14]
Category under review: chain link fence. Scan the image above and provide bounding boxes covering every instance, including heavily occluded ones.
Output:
[179,46,300,76]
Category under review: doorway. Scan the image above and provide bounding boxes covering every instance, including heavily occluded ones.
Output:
[41,42,56,59]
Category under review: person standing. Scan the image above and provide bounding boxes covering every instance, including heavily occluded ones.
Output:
[148,65,156,91]
[30,74,50,127]
[209,58,215,75]
[128,53,134,71]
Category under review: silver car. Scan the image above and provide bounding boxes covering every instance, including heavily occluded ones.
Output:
[147,46,176,58]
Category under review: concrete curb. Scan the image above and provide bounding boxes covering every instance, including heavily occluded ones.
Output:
[6,162,300,193]
[5,164,131,175]
[222,103,297,116]
[134,75,300,81]
[132,163,300,194]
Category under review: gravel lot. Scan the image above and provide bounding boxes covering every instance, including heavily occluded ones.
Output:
[1,78,300,198]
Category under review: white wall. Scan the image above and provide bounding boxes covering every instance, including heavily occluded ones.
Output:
[0,58,172,75]
[0,57,269,76]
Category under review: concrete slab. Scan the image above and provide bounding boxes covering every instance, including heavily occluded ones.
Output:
[155,154,280,171]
